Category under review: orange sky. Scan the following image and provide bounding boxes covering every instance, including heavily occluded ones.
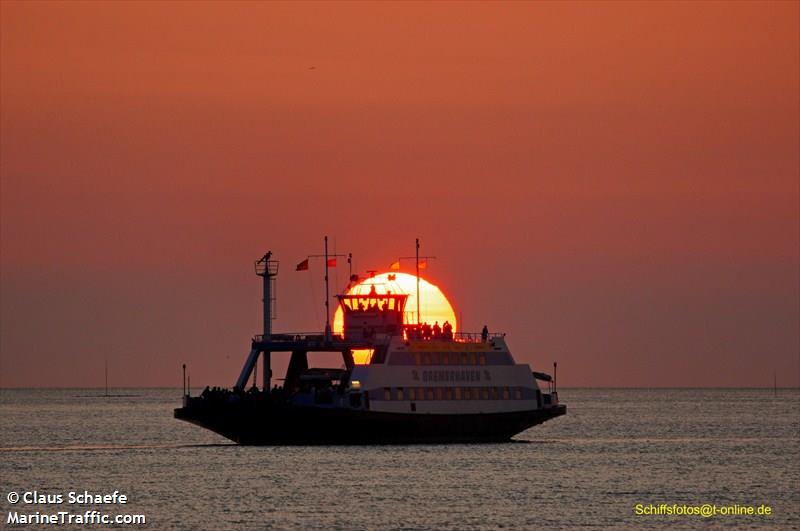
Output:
[1,1,798,388]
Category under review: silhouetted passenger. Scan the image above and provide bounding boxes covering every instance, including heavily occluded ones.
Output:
[432,321,441,339]
[481,325,489,342]
[422,323,432,340]
[443,321,453,341]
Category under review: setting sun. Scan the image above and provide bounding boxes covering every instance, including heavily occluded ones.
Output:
[333,272,457,363]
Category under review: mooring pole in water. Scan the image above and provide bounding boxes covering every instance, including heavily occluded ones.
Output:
[182,364,186,397]
[554,362,558,394]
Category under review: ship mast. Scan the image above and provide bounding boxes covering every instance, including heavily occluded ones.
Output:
[255,251,278,389]
[416,238,421,324]
[324,236,331,341]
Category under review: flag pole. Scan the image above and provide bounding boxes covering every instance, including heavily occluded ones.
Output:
[324,236,331,340]
[416,238,421,325]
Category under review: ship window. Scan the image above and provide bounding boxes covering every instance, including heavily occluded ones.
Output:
[384,388,391,401]
[409,388,416,401]
[419,387,426,400]
[414,353,421,366]
[426,388,435,400]
[442,353,449,365]
[450,352,459,365]
[479,354,487,366]
[435,388,443,400]
[503,387,510,400]
[371,348,386,364]
[514,388,522,400]
[445,387,454,400]
[469,353,477,365]
[461,353,469,365]
[463,388,471,400]
[423,353,431,365]
[397,387,404,401]
[490,387,498,400]
[481,388,490,400]
[455,387,462,400]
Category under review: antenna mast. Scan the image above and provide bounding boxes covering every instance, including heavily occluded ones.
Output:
[416,238,421,324]
[324,236,331,340]
[255,251,279,389]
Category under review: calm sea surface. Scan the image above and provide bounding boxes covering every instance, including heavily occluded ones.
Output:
[1,388,798,529]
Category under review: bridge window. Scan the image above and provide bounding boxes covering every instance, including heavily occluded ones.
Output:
[503,387,510,400]
[409,388,416,401]
[514,388,522,400]
[384,388,391,401]
[455,387,462,400]
[397,388,404,401]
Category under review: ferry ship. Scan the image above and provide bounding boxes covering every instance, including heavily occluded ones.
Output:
[175,246,566,444]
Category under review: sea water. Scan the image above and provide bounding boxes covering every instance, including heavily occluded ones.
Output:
[1,388,798,529]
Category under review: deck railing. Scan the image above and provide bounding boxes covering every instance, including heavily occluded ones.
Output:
[453,331,505,343]
[251,330,505,344]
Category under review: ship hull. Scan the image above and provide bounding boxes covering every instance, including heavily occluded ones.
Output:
[174,403,566,445]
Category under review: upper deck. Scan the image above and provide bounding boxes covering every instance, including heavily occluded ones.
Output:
[251,330,511,364]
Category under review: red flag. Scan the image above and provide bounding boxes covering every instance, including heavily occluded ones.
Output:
[327,258,337,267]
[296,259,309,271]
[419,259,428,270]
